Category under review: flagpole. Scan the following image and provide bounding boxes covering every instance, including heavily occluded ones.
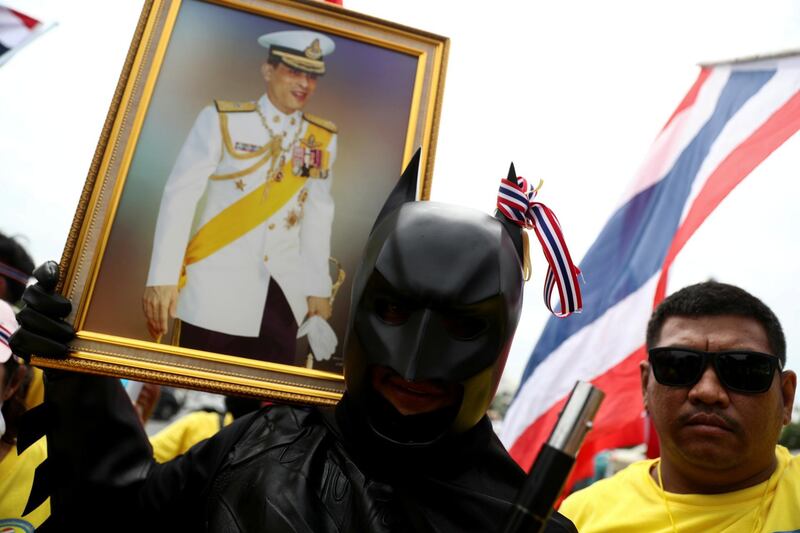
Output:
[500,382,604,533]
[699,48,800,67]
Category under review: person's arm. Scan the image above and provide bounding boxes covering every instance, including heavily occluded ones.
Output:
[44,372,260,532]
[300,132,337,319]
[43,372,154,529]
[143,105,222,339]
[10,264,253,531]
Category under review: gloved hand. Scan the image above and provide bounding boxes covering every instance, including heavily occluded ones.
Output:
[10,261,76,362]
[296,315,337,361]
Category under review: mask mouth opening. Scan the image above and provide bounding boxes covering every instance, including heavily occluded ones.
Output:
[364,379,464,447]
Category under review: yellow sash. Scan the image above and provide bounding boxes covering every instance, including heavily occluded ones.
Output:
[179,122,332,288]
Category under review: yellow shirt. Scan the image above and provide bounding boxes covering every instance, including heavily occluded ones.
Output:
[560,445,800,533]
[0,437,50,529]
[149,410,233,463]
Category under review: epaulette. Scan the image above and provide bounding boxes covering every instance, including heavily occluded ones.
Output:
[303,113,338,133]
[215,100,258,113]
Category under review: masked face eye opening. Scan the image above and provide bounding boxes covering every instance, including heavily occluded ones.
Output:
[442,314,490,340]
[374,297,411,325]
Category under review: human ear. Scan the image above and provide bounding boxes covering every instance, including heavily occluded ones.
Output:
[261,62,272,83]
[779,370,797,425]
[640,359,651,413]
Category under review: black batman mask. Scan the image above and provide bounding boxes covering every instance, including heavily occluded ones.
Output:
[342,150,525,446]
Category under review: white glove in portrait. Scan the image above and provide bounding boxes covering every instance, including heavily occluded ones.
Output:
[297,315,337,361]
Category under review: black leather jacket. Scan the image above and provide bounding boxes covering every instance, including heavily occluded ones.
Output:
[41,373,577,533]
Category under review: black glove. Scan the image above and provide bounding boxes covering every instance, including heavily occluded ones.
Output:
[10,261,76,362]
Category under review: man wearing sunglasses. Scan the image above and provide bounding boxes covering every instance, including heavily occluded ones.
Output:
[560,281,799,532]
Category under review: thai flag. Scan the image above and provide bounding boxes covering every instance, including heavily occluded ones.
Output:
[500,53,800,491]
[0,5,46,67]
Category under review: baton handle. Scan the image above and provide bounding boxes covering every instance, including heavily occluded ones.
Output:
[500,381,604,533]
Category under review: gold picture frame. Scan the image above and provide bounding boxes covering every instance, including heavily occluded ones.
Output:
[32,0,448,406]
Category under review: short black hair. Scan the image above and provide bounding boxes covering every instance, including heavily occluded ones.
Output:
[0,232,34,304]
[646,281,786,366]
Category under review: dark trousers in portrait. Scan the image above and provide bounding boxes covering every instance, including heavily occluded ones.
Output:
[180,278,298,365]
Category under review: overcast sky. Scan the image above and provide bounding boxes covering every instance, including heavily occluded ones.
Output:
[1,0,799,400]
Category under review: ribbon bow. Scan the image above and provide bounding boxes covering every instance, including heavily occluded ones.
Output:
[497,173,583,318]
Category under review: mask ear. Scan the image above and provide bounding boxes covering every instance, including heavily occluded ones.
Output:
[494,161,524,260]
[507,161,516,181]
[370,148,421,234]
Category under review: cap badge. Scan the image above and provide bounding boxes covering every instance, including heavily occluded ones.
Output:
[305,39,322,60]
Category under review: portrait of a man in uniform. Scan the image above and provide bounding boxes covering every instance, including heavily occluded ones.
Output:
[142,30,338,366]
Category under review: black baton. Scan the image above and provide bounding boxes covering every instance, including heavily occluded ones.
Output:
[500,381,604,533]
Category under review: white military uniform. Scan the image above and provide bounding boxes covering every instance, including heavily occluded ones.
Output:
[146,94,336,337]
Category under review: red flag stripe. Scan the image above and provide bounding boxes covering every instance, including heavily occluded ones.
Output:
[9,8,40,29]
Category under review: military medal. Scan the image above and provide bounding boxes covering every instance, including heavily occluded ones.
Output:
[272,156,285,182]
[292,134,327,178]
[284,208,301,229]
[292,144,304,175]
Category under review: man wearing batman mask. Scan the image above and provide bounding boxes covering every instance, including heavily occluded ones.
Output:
[11,151,578,532]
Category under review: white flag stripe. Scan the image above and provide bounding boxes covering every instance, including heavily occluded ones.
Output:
[500,274,659,446]
[616,67,731,209]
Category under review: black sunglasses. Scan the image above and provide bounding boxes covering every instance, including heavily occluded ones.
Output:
[648,347,783,394]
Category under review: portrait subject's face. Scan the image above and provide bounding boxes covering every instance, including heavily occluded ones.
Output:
[641,315,794,480]
[262,62,319,114]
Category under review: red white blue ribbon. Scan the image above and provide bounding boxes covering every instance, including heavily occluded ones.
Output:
[498,175,583,317]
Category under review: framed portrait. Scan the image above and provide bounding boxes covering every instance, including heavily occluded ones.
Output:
[33,0,447,406]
